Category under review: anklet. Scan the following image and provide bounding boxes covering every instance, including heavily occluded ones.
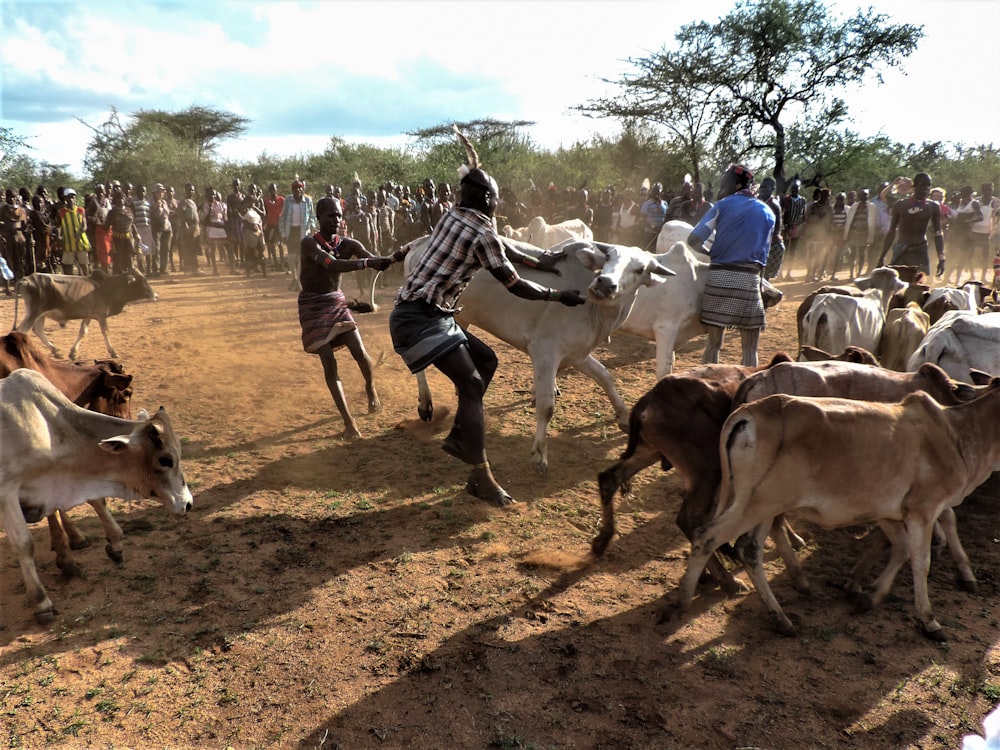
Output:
[473,461,490,470]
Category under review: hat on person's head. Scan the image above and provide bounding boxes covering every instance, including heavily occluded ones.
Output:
[726,164,754,185]
[64,188,76,197]
[153,183,165,192]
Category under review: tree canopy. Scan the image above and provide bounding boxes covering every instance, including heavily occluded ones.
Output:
[579,0,922,188]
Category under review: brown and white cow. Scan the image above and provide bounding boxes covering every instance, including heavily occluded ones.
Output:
[0,368,191,624]
[15,269,157,360]
[667,381,1000,641]
[0,332,133,575]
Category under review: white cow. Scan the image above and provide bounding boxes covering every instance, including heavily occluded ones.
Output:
[0,368,193,624]
[655,220,697,253]
[907,310,1000,382]
[501,216,593,247]
[800,288,885,355]
[407,238,673,474]
[618,241,781,378]
[922,285,980,324]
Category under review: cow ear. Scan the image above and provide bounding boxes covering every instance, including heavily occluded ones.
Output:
[571,243,606,271]
[99,435,131,454]
[969,369,993,386]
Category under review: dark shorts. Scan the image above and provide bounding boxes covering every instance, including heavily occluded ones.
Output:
[890,242,929,275]
[389,298,467,374]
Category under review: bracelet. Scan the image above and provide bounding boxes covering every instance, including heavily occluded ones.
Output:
[547,289,559,302]
[361,258,368,269]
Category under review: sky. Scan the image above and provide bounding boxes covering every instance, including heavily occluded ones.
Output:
[2,0,999,179]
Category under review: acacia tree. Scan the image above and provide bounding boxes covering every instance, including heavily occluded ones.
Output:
[581,0,922,188]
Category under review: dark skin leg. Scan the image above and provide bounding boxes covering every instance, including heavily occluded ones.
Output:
[317,342,362,440]
[433,337,513,507]
[341,329,381,413]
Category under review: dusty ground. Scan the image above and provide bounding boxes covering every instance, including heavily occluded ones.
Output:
[1,261,1000,750]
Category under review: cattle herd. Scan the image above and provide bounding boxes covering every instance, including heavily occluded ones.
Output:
[3,215,1000,647]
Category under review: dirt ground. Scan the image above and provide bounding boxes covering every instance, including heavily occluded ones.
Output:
[2,260,1000,750]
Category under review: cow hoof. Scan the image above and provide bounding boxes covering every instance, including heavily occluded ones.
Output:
[956,576,978,594]
[655,600,685,625]
[69,536,92,551]
[108,349,120,359]
[418,405,433,422]
[719,577,751,596]
[34,608,58,626]
[850,592,875,614]
[773,616,798,638]
[106,544,124,564]
[922,624,947,642]
[591,531,613,556]
[57,560,83,577]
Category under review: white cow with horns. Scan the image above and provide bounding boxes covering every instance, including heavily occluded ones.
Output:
[406,238,674,474]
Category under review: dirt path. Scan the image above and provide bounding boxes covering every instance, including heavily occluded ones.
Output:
[1,266,999,749]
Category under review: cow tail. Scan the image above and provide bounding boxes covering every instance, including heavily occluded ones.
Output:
[715,412,753,563]
[815,312,830,353]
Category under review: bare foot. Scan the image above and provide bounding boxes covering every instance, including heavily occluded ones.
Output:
[367,388,381,413]
[343,424,363,440]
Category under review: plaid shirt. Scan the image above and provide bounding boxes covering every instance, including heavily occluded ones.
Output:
[397,207,513,312]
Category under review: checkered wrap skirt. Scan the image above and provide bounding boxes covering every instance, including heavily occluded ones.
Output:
[700,263,766,329]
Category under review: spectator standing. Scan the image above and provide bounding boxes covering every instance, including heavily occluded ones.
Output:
[780,179,806,279]
[86,184,112,271]
[264,183,285,271]
[150,184,173,277]
[279,179,316,288]
[28,194,52,273]
[758,177,785,280]
[106,193,139,274]
[843,188,877,282]
[878,172,945,277]
[639,182,668,251]
[176,183,203,275]
[949,185,982,283]
[57,187,89,276]
[130,185,153,274]
[972,182,999,282]
[2,188,29,280]
[592,187,615,242]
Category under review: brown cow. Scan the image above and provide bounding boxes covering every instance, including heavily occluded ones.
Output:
[878,302,931,371]
[593,353,795,593]
[667,381,1000,641]
[15,269,156,360]
[796,344,880,365]
[0,332,133,575]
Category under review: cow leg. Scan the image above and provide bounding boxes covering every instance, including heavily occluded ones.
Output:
[739,328,760,368]
[652,327,679,379]
[856,519,910,614]
[27,317,62,359]
[569,354,630,431]
[88,498,124,564]
[3,494,57,623]
[415,370,434,421]
[528,357,558,475]
[68,320,92,361]
[676,478,750,595]
[592,443,661,556]
[95,318,119,359]
[702,325,724,364]
[768,516,811,594]
[905,517,946,641]
[937,507,976,593]
[738,521,798,636]
[57,509,90,549]
[47,512,83,577]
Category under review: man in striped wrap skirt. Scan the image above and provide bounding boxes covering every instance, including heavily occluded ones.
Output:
[686,164,775,368]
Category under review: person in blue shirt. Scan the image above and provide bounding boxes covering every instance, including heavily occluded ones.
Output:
[686,164,775,367]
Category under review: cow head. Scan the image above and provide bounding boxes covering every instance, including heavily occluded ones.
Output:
[99,406,192,514]
[127,270,158,303]
[566,242,674,302]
